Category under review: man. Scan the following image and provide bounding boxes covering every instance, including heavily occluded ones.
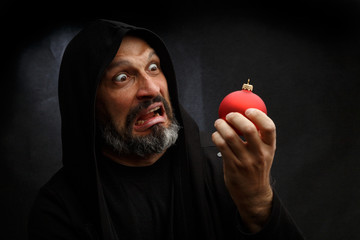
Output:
[29,19,304,240]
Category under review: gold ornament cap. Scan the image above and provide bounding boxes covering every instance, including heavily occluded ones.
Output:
[242,79,253,91]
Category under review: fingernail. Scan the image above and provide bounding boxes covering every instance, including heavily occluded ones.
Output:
[214,119,222,127]
[225,112,235,120]
[245,108,255,116]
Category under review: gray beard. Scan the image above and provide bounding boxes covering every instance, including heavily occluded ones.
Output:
[97,96,180,158]
[99,119,180,158]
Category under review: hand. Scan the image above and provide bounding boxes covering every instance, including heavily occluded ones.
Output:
[212,108,276,233]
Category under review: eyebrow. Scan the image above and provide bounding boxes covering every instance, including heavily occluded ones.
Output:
[107,50,158,71]
[148,50,157,60]
[107,59,131,70]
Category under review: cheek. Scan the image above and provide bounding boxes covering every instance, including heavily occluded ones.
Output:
[108,99,132,127]
[97,91,132,127]
[159,78,170,100]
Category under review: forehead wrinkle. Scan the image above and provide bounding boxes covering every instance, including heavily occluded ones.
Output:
[107,49,158,71]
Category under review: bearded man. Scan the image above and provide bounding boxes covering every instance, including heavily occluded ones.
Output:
[29,19,304,240]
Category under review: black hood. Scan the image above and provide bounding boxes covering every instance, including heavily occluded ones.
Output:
[59,19,182,170]
[58,19,214,240]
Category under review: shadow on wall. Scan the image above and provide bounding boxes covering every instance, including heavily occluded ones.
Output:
[1,25,81,240]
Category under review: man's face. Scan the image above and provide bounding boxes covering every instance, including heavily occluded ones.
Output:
[96,35,178,157]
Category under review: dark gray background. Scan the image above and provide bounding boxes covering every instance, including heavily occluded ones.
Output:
[2,1,360,239]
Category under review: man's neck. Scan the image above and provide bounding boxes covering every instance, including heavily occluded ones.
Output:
[102,147,166,167]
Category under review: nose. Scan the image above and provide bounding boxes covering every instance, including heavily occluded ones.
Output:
[136,73,160,100]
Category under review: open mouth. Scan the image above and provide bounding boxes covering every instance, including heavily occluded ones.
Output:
[133,103,167,132]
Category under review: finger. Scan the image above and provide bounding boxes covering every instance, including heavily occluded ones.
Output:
[225,112,262,147]
[245,108,276,146]
[213,118,246,158]
[211,131,241,169]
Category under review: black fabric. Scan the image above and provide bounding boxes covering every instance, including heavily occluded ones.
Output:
[28,130,305,240]
[98,152,173,240]
[28,19,305,240]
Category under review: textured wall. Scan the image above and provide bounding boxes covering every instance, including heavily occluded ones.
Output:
[3,2,360,239]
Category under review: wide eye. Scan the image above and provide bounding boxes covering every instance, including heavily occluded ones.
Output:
[114,73,128,82]
[148,63,159,72]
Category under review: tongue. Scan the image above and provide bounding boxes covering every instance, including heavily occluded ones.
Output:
[138,112,156,121]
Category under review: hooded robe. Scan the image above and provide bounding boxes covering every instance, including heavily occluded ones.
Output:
[28,19,304,240]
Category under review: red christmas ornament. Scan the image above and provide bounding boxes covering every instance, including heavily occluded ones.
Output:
[218,79,267,134]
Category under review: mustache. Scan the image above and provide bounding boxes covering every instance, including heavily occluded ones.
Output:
[125,95,173,128]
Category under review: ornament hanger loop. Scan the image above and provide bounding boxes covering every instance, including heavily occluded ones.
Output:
[242,78,253,91]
